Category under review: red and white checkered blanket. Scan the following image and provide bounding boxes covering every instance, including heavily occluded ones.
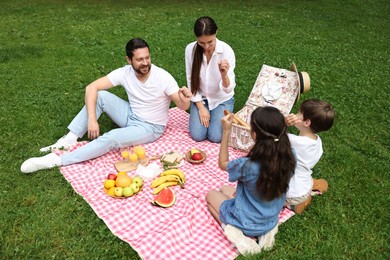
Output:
[57,108,294,260]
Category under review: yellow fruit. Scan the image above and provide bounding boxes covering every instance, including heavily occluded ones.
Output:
[117,171,128,176]
[133,146,143,153]
[107,187,116,196]
[129,153,138,162]
[116,175,133,188]
[161,169,186,183]
[150,175,182,188]
[153,181,180,195]
[104,179,116,189]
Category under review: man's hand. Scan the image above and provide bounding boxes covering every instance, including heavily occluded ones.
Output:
[88,119,100,139]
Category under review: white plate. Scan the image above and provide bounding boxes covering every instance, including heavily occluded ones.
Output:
[262,81,283,101]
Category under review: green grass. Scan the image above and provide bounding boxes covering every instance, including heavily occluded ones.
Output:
[1,0,389,258]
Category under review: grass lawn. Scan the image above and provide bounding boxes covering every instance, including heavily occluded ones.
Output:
[1,0,389,259]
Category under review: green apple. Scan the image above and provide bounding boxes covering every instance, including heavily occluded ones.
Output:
[130,182,140,193]
[122,186,134,197]
[114,187,123,197]
[133,176,143,187]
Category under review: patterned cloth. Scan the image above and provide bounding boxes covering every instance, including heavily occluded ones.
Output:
[56,108,294,260]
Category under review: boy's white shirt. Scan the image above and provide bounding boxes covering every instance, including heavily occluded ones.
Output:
[287,133,323,198]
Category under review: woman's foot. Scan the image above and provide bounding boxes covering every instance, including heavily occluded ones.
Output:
[21,153,61,173]
[312,178,328,193]
[293,195,312,214]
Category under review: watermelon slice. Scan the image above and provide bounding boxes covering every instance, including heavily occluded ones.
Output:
[152,187,176,208]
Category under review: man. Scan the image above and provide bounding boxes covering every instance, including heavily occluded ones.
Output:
[21,38,192,173]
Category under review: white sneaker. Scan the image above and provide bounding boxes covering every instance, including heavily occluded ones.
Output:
[21,153,61,173]
[258,225,278,250]
[224,224,261,255]
[40,136,74,153]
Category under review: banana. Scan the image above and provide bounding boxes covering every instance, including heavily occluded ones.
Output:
[153,181,180,195]
[150,175,182,188]
[160,169,186,183]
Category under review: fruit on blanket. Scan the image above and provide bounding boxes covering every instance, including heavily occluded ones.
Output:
[153,181,180,195]
[107,187,116,196]
[130,182,140,193]
[150,175,182,188]
[190,148,200,156]
[152,187,176,208]
[160,169,186,183]
[191,153,203,161]
[104,179,116,189]
[129,153,138,162]
[114,187,123,197]
[122,186,134,197]
[134,146,146,160]
[116,175,133,188]
[107,173,117,180]
[117,171,128,177]
[133,176,144,188]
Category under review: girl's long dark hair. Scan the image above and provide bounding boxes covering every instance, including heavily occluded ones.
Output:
[248,106,296,201]
[191,16,218,95]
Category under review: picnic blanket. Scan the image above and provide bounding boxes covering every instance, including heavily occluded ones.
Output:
[57,107,295,260]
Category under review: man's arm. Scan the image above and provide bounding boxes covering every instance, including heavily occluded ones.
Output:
[170,87,192,110]
[85,76,114,139]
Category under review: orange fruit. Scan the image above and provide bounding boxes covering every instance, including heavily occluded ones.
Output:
[117,171,128,176]
[104,179,116,189]
[107,187,116,196]
[116,175,133,188]
[129,153,138,162]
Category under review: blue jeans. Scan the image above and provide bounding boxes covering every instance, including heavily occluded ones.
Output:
[189,97,234,143]
[61,91,165,166]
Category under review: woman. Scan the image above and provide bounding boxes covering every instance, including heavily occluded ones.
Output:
[185,16,236,143]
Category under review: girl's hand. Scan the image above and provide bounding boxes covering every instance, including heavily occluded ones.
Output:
[285,113,301,126]
[198,105,210,127]
[218,59,230,77]
[221,113,233,132]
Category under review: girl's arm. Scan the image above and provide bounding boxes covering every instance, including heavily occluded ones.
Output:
[219,114,233,171]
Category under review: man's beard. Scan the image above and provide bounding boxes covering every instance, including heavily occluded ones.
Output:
[134,64,151,75]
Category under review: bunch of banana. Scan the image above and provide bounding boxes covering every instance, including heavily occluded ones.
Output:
[150,169,186,195]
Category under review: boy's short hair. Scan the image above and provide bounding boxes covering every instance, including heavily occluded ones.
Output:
[300,99,335,133]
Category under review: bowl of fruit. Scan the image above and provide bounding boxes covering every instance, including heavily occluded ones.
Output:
[186,148,206,164]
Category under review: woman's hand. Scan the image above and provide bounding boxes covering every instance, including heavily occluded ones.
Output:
[88,119,100,139]
[218,59,230,77]
[197,104,210,127]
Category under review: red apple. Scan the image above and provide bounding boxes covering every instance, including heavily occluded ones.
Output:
[191,153,203,161]
[107,173,117,180]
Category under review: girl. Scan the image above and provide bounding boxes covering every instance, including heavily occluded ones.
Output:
[206,106,296,255]
[185,16,236,143]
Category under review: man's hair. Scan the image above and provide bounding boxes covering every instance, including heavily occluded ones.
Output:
[300,99,335,133]
[126,38,149,59]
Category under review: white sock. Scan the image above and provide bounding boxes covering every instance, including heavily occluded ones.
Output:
[63,131,78,144]
[21,153,62,173]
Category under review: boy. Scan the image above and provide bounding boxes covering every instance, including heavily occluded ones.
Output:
[285,99,335,214]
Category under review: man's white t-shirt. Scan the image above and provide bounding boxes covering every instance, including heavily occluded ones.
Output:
[107,64,179,126]
[287,133,323,198]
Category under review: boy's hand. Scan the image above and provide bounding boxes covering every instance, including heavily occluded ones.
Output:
[285,113,301,126]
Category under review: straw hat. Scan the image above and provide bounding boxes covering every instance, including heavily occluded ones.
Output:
[290,63,310,101]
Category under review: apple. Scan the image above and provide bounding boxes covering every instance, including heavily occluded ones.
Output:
[133,176,143,187]
[114,187,123,197]
[191,152,203,161]
[130,182,140,193]
[122,186,134,197]
[107,173,117,180]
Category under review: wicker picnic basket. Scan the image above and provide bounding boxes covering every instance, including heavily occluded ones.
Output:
[228,64,309,152]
